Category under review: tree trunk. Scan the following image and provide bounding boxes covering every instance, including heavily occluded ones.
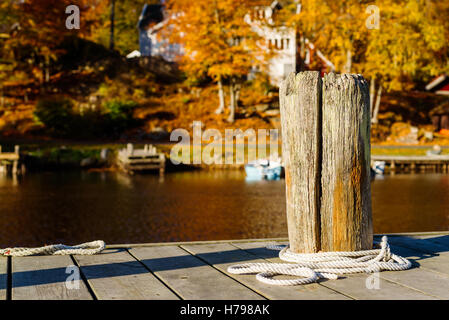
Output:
[227,79,236,123]
[369,77,375,116]
[235,83,241,103]
[372,84,382,124]
[321,73,372,251]
[45,57,50,83]
[214,79,225,114]
[110,0,115,51]
[344,49,352,73]
[279,71,322,253]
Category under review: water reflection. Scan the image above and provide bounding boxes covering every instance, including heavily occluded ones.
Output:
[0,171,448,247]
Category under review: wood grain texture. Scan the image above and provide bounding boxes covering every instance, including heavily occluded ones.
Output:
[12,255,92,300]
[0,258,6,300]
[74,249,178,300]
[279,71,322,253]
[321,73,373,251]
[129,245,264,300]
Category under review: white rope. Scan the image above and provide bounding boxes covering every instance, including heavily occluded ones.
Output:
[228,236,412,286]
[0,240,105,257]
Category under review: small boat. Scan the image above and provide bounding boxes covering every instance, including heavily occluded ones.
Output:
[426,145,442,156]
[245,158,283,180]
[373,161,386,175]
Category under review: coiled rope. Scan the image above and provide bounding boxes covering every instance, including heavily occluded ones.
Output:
[227,236,412,286]
[0,240,105,257]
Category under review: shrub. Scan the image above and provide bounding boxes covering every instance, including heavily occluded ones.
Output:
[34,97,75,137]
[34,97,140,139]
[102,100,139,136]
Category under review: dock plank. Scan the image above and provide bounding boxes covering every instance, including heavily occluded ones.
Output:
[424,235,449,247]
[392,244,449,277]
[379,268,449,299]
[385,236,449,257]
[129,245,264,300]
[375,237,449,277]
[0,258,6,300]
[410,234,449,247]
[233,241,437,300]
[320,273,437,300]
[182,243,349,300]
[12,255,92,300]
[74,249,178,300]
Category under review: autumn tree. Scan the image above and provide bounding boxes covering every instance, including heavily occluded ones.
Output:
[2,0,105,86]
[282,0,449,123]
[365,0,449,123]
[166,0,271,122]
[93,0,160,55]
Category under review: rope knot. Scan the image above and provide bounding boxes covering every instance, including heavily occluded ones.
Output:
[380,236,391,261]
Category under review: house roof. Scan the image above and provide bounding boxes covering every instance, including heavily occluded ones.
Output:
[426,74,449,91]
[138,4,164,30]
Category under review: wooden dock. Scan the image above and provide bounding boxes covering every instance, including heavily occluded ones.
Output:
[0,145,22,175]
[371,154,449,173]
[117,144,165,175]
[1,232,448,300]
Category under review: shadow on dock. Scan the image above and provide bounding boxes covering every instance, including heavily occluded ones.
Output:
[2,235,448,290]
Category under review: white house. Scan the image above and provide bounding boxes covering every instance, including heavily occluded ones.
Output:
[245,1,298,85]
[137,1,333,86]
[137,4,183,62]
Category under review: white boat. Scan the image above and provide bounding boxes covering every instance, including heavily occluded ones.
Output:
[373,161,386,175]
[245,158,283,180]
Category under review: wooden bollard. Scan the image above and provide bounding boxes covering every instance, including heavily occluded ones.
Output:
[280,72,322,253]
[320,73,372,251]
[280,72,372,253]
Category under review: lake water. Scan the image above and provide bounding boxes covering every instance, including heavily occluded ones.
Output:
[1,170,448,247]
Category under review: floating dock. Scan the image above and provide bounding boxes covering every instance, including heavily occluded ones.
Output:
[371,155,449,173]
[117,144,165,175]
[1,232,448,300]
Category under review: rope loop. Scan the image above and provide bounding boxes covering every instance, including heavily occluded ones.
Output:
[228,236,412,286]
[0,240,106,257]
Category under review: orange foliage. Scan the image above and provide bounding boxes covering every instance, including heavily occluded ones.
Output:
[165,0,271,83]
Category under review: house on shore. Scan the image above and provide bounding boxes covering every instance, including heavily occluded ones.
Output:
[137,4,183,62]
[426,74,449,96]
[426,75,449,131]
[136,1,334,86]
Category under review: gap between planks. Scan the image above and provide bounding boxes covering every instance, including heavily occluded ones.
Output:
[128,245,265,300]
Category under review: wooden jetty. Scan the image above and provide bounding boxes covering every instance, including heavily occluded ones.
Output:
[371,154,449,173]
[117,144,165,175]
[0,145,23,175]
[1,232,448,300]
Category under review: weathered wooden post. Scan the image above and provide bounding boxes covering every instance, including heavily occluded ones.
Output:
[280,72,372,253]
[280,72,322,253]
[127,143,134,156]
[320,73,372,251]
[12,145,20,176]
